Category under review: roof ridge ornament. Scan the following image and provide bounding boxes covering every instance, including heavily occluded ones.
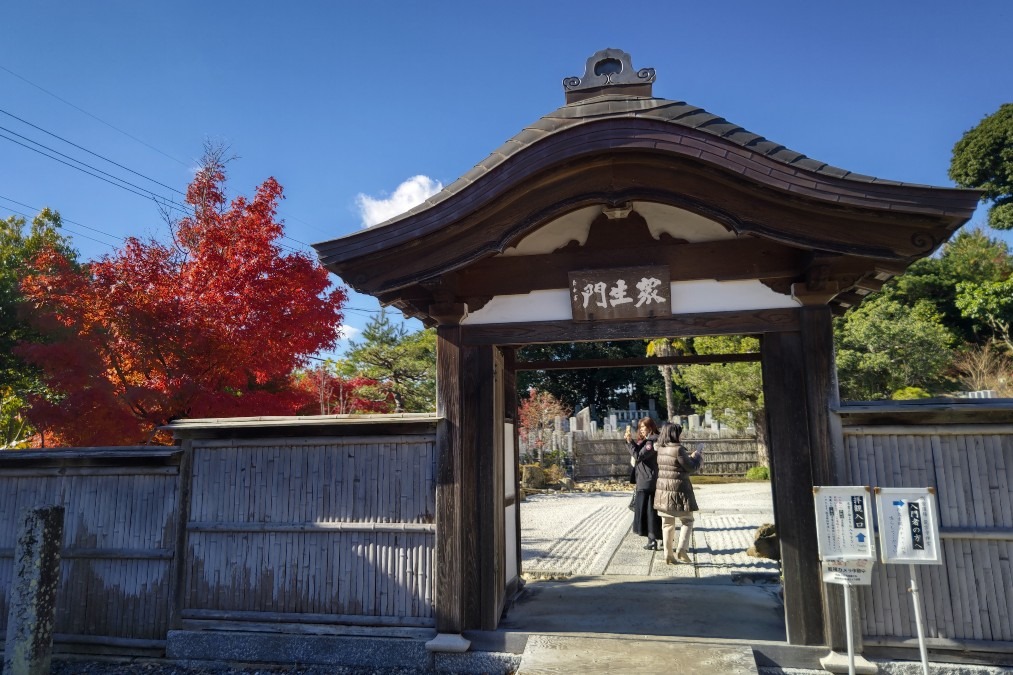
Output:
[563,48,655,104]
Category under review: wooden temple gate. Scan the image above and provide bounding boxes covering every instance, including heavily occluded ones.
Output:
[313,49,980,649]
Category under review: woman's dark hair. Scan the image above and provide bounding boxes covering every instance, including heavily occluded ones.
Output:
[659,422,683,445]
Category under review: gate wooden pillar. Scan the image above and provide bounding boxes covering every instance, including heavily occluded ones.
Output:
[435,318,466,634]
[761,324,826,645]
[799,306,853,652]
[434,307,504,633]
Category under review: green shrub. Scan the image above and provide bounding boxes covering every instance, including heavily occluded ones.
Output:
[891,386,931,400]
[543,463,568,485]
[745,466,770,481]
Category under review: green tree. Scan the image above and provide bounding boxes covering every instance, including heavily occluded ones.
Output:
[875,228,1012,344]
[834,297,956,400]
[0,209,77,448]
[955,278,1013,352]
[345,309,436,412]
[675,335,764,446]
[949,103,1013,230]
[517,341,666,418]
[645,337,692,421]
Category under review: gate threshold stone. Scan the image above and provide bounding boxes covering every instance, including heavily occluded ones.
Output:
[517,634,757,674]
[166,630,520,673]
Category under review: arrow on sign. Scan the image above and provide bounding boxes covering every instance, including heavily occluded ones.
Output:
[893,500,905,506]
[857,533,866,542]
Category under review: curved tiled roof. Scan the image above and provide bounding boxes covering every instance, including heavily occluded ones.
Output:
[369,92,920,230]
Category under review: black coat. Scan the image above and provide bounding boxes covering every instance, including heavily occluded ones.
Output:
[628,434,659,491]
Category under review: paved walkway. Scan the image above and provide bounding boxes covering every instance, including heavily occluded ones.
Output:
[520,482,779,581]
[510,484,1013,674]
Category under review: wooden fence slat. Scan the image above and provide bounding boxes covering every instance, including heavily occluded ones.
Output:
[989,435,1012,529]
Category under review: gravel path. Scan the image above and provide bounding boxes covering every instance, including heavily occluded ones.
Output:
[520,482,779,579]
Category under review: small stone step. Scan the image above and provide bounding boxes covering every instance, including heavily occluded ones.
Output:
[517,634,757,674]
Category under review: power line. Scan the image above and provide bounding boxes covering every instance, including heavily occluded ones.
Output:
[282,212,335,238]
[0,125,188,208]
[0,130,188,212]
[0,85,321,255]
[0,194,125,244]
[0,108,186,196]
[0,63,189,167]
[0,203,118,250]
[0,125,313,253]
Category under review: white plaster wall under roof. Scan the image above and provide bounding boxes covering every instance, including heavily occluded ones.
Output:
[470,202,787,325]
[499,202,734,256]
[461,280,799,325]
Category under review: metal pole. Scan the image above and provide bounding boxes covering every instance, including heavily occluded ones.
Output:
[843,580,856,675]
[909,563,930,675]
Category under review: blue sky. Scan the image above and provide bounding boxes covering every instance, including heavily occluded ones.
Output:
[3,1,1012,358]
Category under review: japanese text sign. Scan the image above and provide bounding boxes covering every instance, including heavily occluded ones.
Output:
[813,486,875,561]
[874,487,942,565]
[569,266,671,322]
[821,557,874,586]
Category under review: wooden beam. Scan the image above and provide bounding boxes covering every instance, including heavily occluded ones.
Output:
[455,238,808,296]
[515,353,760,371]
[168,440,193,631]
[462,308,799,346]
[461,343,499,629]
[434,325,464,633]
[799,306,851,652]
[761,331,825,646]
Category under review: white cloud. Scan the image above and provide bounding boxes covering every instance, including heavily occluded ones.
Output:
[356,175,443,228]
[339,324,362,342]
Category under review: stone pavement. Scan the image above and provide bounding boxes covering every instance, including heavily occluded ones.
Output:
[520,482,779,581]
[511,484,1013,674]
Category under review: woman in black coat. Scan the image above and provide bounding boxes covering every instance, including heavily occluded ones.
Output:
[626,417,662,550]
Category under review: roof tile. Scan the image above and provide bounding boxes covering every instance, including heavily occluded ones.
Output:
[512,128,550,145]
[675,110,722,129]
[789,157,826,172]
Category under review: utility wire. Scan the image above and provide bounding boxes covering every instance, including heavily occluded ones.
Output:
[0,130,188,212]
[282,212,334,239]
[0,203,118,249]
[0,108,186,196]
[0,125,188,208]
[0,126,313,253]
[0,81,320,254]
[0,63,189,167]
[0,194,311,260]
[0,194,125,244]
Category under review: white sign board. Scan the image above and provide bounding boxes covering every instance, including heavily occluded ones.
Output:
[821,557,874,586]
[875,487,942,565]
[813,486,875,560]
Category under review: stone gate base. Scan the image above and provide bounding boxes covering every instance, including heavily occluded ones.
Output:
[165,630,520,674]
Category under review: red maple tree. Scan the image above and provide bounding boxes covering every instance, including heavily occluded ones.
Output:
[292,368,393,415]
[18,153,346,445]
[517,388,571,460]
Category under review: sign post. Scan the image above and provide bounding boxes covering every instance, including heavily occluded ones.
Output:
[813,486,875,675]
[875,487,942,675]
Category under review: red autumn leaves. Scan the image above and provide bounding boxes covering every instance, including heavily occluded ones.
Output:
[17,158,349,445]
